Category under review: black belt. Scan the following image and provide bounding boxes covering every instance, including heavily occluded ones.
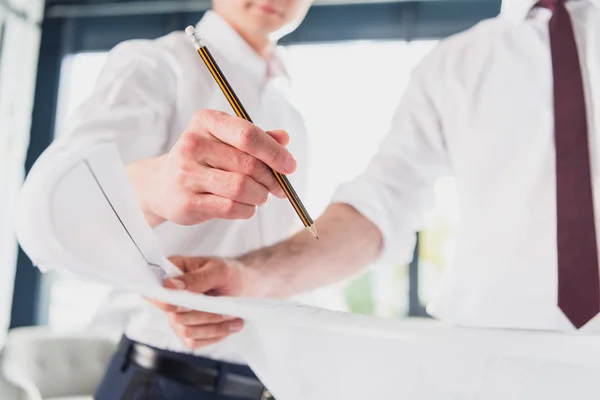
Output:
[119,337,274,400]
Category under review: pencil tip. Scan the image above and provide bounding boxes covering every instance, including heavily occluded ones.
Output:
[307,224,319,239]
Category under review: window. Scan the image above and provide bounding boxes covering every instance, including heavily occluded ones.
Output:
[283,40,457,317]
[47,39,457,329]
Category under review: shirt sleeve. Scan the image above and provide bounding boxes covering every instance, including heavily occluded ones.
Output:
[52,39,177,163]
[331,55,451,267]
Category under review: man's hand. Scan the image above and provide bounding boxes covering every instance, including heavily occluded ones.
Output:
[147,255,265,350]
[146,203,384,350]
[127,109,296,227]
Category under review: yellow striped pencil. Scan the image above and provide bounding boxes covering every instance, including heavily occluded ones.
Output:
[185,26,318,239]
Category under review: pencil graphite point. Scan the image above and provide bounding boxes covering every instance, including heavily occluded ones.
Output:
[307,225,319,240]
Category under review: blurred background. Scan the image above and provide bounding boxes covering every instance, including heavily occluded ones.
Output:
[0,0,498,398]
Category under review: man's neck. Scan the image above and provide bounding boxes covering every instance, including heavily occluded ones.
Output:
[239,30,274,59]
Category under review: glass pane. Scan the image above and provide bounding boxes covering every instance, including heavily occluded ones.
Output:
[283,40,452,318]
[283,40,439,216]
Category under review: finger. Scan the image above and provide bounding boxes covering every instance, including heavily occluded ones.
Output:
[200,144,286,199]
[170,194,257,226]
[191,194,257,220]
[193,110,297,174]
[185,337,229,350]
[173,319,244,340]
[168,256,197,274]
[164,259,228,293]
[168,256,213,274]
[186,167,271,206]
[170,311,235,326]
[266,130,290,147]
[178,118,287,199]
[145,297,178,312]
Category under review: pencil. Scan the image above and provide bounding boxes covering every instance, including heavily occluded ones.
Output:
[185,26,318,239]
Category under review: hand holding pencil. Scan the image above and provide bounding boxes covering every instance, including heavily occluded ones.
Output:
[127,109,298,227]
[185,25,318,239]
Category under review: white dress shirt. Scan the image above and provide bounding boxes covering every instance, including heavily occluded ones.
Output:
[51,11,310,363]
[333,0,600,333]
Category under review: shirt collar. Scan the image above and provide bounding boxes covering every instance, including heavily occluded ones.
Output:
[195,11,289,81]
[501,0,600,21]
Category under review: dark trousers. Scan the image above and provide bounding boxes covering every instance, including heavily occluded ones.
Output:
[95,337,261,400]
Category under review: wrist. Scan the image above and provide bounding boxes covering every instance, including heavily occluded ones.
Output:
[126,156,167,227]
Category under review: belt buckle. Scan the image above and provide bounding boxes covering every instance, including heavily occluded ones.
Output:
[260,388,274,400]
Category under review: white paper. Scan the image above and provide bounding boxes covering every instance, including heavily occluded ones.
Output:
[14,143,600,400]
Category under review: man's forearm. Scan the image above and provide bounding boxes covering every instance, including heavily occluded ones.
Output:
[240,203,383,298]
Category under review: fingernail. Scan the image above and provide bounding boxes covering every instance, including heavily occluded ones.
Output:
[169,279,186,289]
[285,156,296,173]
[229,320,244,332]
[177,307,192,312]
[266,193,272,204]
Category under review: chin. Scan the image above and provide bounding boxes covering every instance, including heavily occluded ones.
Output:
[248,18,285,36]
[247,7,285,27]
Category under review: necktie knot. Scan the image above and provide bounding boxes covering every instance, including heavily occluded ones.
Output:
[537,0,567,11]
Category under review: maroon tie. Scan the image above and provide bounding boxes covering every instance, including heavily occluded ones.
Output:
[539,0,600,328]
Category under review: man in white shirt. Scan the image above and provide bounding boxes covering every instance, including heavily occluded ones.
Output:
[161,0,600,364]
[39,1,313,399]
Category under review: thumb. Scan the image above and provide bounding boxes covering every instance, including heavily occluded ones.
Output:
[266,129,290,147]
[164,260,227,294]
[168,255,213,274]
